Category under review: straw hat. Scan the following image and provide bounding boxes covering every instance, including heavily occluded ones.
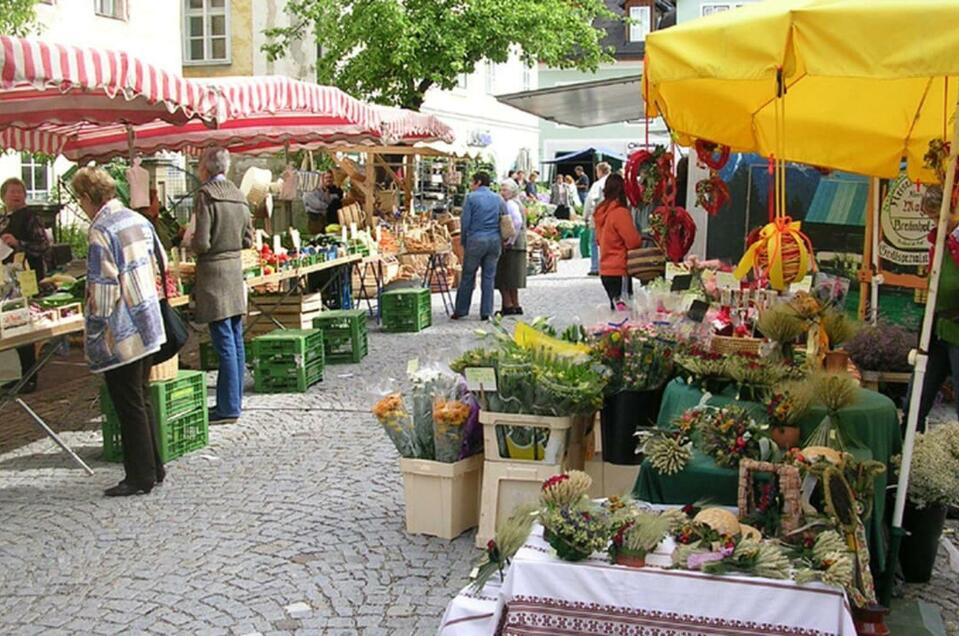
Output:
[801,446,843,465]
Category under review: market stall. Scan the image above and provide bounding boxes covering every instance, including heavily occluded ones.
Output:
[0,35,219,472]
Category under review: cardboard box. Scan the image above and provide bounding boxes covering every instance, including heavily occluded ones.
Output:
[399,454,483,540]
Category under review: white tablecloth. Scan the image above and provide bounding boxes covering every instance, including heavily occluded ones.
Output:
[439,526,856,636]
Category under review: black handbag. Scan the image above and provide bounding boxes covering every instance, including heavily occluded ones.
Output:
[152,236,188,364]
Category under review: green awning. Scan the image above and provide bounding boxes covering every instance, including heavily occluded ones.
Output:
[805,173,868,226]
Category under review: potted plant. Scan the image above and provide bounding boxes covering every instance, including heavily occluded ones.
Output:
[610,510,683,567]
[756,302,808,363]
[762,384,810,450]
[821,309,859,372]
[898,422,959,582]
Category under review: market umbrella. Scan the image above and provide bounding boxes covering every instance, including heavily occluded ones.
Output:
[643,0,959,604]
[4,79,449,163]
[0,35,219,132]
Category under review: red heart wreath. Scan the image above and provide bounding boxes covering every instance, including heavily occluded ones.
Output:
[695,175,730,216]
[694,139,731,171]
[625,146,668,207]
[650,205,697,262]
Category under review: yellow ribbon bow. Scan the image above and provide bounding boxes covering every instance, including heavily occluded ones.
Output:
[734,217,812,291]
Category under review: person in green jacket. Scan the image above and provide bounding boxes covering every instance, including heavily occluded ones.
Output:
[913,185,959,431]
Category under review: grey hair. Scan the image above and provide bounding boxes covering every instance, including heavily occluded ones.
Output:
[596,161,612,176]
[499,178,519,198]
[200,146,230,177]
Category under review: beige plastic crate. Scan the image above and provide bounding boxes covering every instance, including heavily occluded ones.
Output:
[479,411,574,465]
[476,460,564,548]
[399,454,483,540]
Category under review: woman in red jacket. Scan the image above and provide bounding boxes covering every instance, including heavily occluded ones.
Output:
[594,174,643,310]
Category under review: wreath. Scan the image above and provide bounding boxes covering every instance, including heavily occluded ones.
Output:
[650,205,697,262]
[695,140,731,171]
[695,175,730,216]
[625,146,669,207]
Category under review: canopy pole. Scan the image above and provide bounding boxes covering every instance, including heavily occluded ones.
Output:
[870,178,881,324]
[126,125,136,164]
[881,91,959,605]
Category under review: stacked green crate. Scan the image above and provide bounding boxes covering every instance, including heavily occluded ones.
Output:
[198,340,253,371]
[101,370,208,463]
[251,328,325,393]
[312,309,369,363]
[381,288,432,333]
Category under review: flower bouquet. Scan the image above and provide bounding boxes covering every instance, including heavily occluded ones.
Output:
[762,384,810,449]
[643,429,693,475]
[372,393,417,458]
[432,396,474,463]
[540,471,593,509]
[694,405,769,468]
[539,502,610,562]
[674,345,730,393]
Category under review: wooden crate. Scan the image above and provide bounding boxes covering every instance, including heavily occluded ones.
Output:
[148,354,179,382]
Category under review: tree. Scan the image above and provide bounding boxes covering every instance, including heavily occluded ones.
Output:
[0,0,38,37]
[264,0,616,110]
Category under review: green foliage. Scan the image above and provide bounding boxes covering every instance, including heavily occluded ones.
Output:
[264,0,615,109]
[0,0,38,37]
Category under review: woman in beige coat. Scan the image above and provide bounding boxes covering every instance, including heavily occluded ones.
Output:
[191,147,254,424]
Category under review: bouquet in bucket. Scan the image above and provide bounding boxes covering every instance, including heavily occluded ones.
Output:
[591,323,675,394]
[372,392,417,458]
[690,404,769,468]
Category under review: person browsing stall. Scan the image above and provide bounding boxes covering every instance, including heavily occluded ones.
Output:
[191,147,254,426]
[583,162,612,276]
[495,179,528,316]
[75,167,166,497]
[595,173,643,310]
[452,172,503,320]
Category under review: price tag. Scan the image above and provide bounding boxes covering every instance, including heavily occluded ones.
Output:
[406,358,419,375]
[290,229,301,250]
[255,229,265,251]
[465,367,497,392]
[670,274,693,292]
[17,269,38,297]
[350,222,358,238]
[686,299,709,323]
[790,275,813,294]
[272,234,281,254]
[341,227,348,244]
[714,271,739,289]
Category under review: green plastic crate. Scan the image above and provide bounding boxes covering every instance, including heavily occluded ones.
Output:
[380,287,430,312]
[312,309,369,363]
[199,340,253,370]
[150,370,207,421]
[253,357,324,393]
[251,329,324,365]
[382,307,432,333]
[100,378,209,463]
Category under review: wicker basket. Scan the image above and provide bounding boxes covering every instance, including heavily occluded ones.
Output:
[709,335,763,356]
[627,245,666,282]
[149,354,179,382]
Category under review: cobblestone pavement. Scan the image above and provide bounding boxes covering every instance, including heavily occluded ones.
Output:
[1,258,957,635]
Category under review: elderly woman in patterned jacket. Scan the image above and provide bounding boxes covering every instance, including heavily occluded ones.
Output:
[75,167,166,497]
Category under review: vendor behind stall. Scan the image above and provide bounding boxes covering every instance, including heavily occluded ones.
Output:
[303,169,343,234]
[1,177,51,393]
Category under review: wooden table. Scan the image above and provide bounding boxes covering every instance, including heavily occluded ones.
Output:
[0,318,92,475]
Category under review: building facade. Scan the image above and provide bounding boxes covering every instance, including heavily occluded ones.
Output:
[0,0,185,201]
[421,54,540,180]
[537,0,674,172]
[181,0,316,81]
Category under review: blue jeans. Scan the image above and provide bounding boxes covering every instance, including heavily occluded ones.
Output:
[907,329,959,432]
[589,228,600,273]
[209,315,245,418]
[455,236,502,318]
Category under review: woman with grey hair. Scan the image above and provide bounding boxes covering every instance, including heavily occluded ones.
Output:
[495,178,527,316]
[192,147,254,425]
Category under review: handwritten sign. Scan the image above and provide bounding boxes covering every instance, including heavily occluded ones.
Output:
[465,367,497,392]
[17,269,38,297]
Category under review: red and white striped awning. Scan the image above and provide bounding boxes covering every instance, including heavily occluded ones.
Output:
[0,35,219,128]
[0,75,395,162]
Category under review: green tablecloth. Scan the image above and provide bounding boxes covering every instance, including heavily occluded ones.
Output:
[633,379,903,573]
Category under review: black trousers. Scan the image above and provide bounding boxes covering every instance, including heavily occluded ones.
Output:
[104,356,164,488]
[16,344,36,385]
[601,275,623,309]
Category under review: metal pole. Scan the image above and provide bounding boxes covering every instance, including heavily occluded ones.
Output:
[15,398,94,476]
[880,92,959,605]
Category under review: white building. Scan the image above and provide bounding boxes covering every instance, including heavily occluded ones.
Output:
[421,55,540,180]
[0,0,185,201]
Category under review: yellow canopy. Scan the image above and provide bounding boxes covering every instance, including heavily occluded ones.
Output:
[644,0,959,182]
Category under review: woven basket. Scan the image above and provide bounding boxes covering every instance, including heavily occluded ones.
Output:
[755,233,805,286]
[149,354,179,382]
[627,246,666,282]
[710,335,763,356]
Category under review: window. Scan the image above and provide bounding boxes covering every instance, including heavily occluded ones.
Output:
[522,65,533,92]
[701,2,752,17]
[628,6,651,43]
[20,153,51,201]
[485,62,495,94]
[184,0,230,64]
[456,73,468,90]
[94,0,127,20]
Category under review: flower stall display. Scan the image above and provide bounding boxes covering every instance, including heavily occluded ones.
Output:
[694,404,770,469]
[761,384,810,449]
[609,508,686,567]
[798,371,860,451]
[539,501,611,562]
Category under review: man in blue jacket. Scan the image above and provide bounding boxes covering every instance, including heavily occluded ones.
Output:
[453,172,503,320]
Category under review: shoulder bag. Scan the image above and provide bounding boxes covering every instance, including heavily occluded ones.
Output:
[152,235,188,364]
[499,201,517,244]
